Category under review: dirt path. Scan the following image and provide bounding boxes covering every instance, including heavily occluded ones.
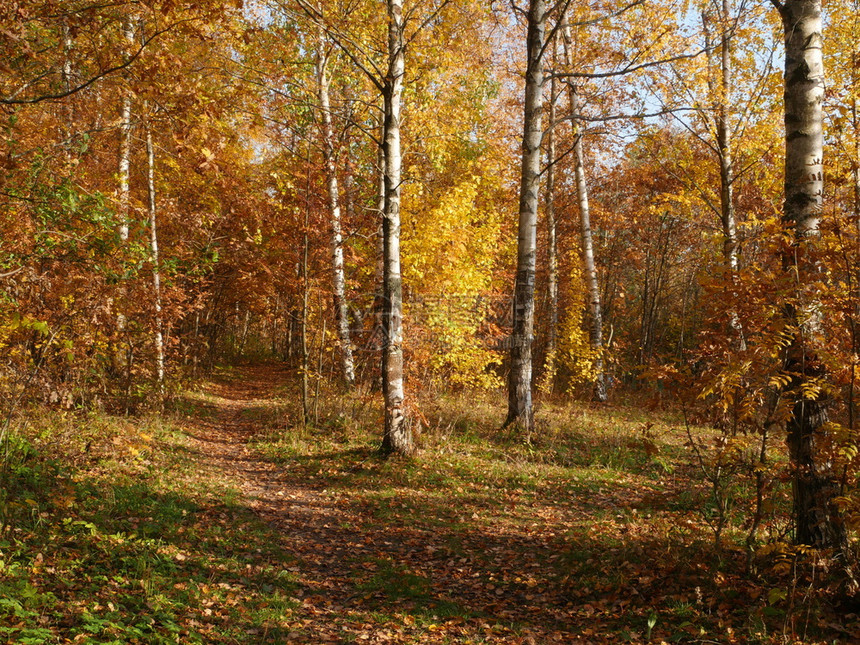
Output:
[183,364,582,644]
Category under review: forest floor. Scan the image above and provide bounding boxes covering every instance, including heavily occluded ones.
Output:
[2,363,859,644]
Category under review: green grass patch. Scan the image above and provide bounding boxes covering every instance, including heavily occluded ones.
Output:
[0,408,299,644]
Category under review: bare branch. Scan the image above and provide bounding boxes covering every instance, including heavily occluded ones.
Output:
[291,0,386,92]
[404,0,452,49]
[551,47,706,80]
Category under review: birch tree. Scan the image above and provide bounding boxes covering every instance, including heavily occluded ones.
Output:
[559,13,608,402]
[117,17,136,243]
[145,117,165,399]
[292,0,455,453]
[543,41,559,387]
[702,1,741,287]
[545,1,691,400]
[315,31,356,388]
[115,15,137,382]
[379,0,410,454]
[695,0,775,350]
[771,0,846,548]
[505,0,546,433]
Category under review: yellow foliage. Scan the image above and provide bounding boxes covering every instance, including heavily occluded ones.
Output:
[403,174,503,293]
[536,348,557,395]
[556,257,601,391]
[402,172,507,389]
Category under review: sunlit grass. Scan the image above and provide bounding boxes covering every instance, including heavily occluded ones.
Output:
[0,405,299,644]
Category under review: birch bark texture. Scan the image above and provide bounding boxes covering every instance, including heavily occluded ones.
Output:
[61,20,75,157]
[773,0,846,548]
[115,16,137,358]
[505,0,546,432]
[560,15,607,402]
[315,32,356,388]
[145,120,165,398]
[380,0,412,455]
[374,122,386,361]
[117,17,136,243]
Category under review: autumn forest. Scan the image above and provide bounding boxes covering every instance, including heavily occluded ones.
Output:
[3,0,860,642]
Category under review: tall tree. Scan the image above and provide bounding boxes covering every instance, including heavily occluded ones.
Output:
[771,0,846,548]
[505,0,546,433]
[560,13,608,402]
[145,113,165,399]
[379,0,410,454]
[117,16,136,243]
[543,39,559,387]
[291,0,458,453]
[700,0,753,350]
[315,30,356,388]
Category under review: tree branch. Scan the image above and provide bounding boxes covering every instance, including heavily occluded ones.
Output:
[1,23,176,105]
[551,47,706,79]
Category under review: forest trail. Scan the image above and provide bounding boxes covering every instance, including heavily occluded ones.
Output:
[172,365,857,644]
[184,363,585,643]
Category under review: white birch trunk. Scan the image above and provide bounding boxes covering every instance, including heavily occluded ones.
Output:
[114,16,136,354]
[380,0,411,455]
[61,20,74,158]
[544,54,558,377]
[145,120,165,398]
[367,125,386,390]
[505,0,545,432]
[315,32,356,388]
[776,0,844,548]
[703,2,745,350]
[717,0,738,276]
[117,18,135,243]
[560,16,607,402]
